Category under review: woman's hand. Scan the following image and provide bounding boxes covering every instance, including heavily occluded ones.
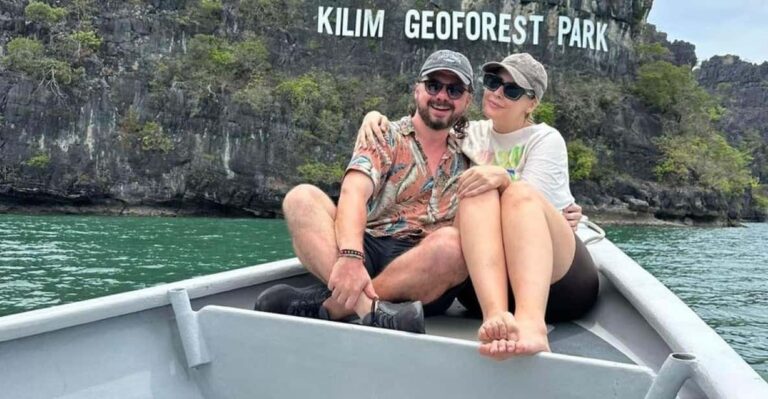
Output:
[562,202,583,231]
[355,111,391,149]
[457,165,511,199]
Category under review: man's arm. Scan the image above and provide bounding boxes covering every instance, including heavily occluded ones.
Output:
[328,171,378,310]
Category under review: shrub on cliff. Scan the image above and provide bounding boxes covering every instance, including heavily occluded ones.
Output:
[297,162,345,185]
[634,61,712,115]
[25,1,68,25]
[655,132,756,196]
[533,102,556,126]
[3,37,80,89]
[119,110,173,153]
[567,139,597,181]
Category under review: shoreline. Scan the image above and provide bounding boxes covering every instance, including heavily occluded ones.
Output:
[1,202,761,227]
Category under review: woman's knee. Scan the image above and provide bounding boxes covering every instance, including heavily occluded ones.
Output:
[459,189,500,209]
[500,181,540,208]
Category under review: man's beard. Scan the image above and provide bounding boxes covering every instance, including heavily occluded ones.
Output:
[417,99,461,130]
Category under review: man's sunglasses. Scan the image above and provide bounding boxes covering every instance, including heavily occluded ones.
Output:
[421,79,468,100]
[482,73,535,100]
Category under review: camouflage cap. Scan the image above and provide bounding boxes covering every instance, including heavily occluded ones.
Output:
[482,53,548,100]
[419,50,474,90]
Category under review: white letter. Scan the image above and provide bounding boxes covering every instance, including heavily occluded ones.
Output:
[498,13,511,43]
[583,19,595,50]
[482,12,497,41]
[404,10,419,39]
[436,11,450,40]
[529,15,543,45]
[354,9,362,37]
[558,16,572,46]
[596,22,608,52]
[421,10,435,40]
[335,7,343,35]
[342,8,355,37]
[365,9,385,38]
[512,16,527,45]
[317,6,333,34]
[569,17,581,47]
[465,11,480,40]
[452,11,465,40]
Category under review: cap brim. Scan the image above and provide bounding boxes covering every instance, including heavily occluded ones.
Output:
[420,67,472,87]
[481,62,533,92]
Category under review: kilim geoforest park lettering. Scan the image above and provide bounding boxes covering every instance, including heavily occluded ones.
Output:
[316,7,609,52]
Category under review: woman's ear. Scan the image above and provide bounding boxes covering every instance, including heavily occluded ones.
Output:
[527,98,540,115]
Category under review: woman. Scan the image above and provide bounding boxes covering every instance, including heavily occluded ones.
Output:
[358,53,598,359]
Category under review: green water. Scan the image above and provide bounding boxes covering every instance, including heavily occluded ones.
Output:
[0,214,766,381]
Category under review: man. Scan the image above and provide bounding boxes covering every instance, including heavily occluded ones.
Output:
[254,50,475,333]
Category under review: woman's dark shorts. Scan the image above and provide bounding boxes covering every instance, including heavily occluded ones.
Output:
[457,235,599,323]
[363,233,465,317]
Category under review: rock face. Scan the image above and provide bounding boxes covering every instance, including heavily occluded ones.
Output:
[0,0,761,223]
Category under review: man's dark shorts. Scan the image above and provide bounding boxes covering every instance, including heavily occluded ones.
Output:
[363,233,465,317]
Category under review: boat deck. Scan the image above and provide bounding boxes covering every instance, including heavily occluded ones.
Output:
[245,273,635,366]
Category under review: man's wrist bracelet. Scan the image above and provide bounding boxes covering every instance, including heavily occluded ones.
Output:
[339,248,365,262]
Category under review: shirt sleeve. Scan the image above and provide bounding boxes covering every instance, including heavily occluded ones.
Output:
[519,131,575,210]
[345,123,396,193]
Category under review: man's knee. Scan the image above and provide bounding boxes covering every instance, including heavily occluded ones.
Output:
[423,227,467,281]
[283,184,325,216]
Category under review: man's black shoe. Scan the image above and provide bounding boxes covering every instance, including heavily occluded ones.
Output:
[362,300,425,334]
[253,284,331,319]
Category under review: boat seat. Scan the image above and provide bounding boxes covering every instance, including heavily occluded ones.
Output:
[179,304,655,399]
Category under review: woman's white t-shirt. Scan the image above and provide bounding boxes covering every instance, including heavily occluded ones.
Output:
[461,120,575,211]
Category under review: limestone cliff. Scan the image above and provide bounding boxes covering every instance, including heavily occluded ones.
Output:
[0,0,763,223]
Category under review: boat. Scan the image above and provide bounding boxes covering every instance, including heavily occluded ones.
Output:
[1,221,766,399]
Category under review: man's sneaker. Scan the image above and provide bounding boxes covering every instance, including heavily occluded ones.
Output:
[362,300,425,334]
[253,284,331,320]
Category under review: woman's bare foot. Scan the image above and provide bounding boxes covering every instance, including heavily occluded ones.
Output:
[478,311,518,342]
[478,311,519,360]
[510,317,550,356]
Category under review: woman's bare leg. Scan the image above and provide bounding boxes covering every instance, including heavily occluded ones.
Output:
[500,181,576,355]
[459,190,519,358]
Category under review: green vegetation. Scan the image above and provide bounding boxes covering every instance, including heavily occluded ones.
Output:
[567,140,596,181]
[25,1,68,25]
[631,52,758,197]
[26,153,51,168]
[533,102,556,126]
[68,0,96,25]
[68,30,102,52]
[635,43,672,64]
[634,61,714,115]
[297,161,345,185]
[179,0,223,32]
[275,72,343,142]
[654,133,756,196]
[3,38,80,89]
[119,110,173,153]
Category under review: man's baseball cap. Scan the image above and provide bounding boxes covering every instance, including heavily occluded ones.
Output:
[482,53,547,100]
[419,50,474,90]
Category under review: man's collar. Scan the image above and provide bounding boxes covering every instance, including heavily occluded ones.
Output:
[400,116,462,151]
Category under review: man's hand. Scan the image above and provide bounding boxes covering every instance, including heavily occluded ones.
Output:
[355,111,391,150]
[457,165,511,199]
[327,257,377,311]
[562,202,583,231]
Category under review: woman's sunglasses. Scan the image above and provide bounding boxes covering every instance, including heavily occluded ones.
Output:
[483,73,535,101]
[421,79,468,100]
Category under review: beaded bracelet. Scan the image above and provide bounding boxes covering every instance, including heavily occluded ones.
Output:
[339,248,365,262]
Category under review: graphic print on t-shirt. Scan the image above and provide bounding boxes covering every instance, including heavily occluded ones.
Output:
[493,145,525,180]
